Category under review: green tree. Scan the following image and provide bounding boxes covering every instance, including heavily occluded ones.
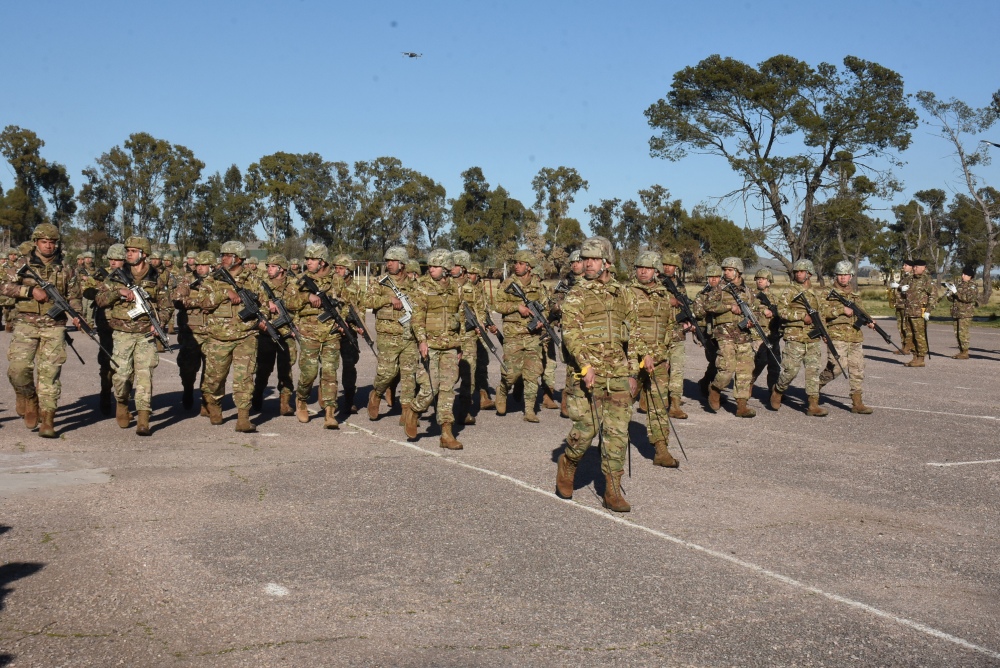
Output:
[246,152,302,248]
[0,125,76,241]
[531,166,588,260]
[645,54,918,271]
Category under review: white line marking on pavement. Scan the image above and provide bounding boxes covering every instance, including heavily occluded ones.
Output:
[159,356,177,367]
[927,458,1000,468]
[955,387,972,390]
[866,405,998,421]
[911,382,929,385]
[264,582,290,596]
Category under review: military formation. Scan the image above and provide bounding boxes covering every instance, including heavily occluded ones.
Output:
[0,224,990,512]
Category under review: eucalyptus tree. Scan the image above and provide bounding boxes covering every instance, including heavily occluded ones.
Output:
[0,125,76,240]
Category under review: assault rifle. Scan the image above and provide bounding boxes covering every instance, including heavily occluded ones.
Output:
[792,291,847,379]
[484,311,504,345]
[296,273,358,351]
[211,267,283,346]
[724,282,782,373]
[662,274,708,347]
[826,289,904,355]
[260,281,302,345]
[347,303,376,355]
[109,267,172,351]
[376,275,413,326]
[463,301,507,373]
[504,280,561,353]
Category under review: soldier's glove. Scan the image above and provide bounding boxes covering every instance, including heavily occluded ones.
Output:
[922,312,931,321]
[889,282,899,289]
[949,285,958,295]
[900,285,909,293]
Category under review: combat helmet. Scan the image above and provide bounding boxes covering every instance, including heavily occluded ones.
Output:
[333,254,356,271]
[705,264,723,278]
[196,251,216,265]
[106,244,127,261]
[384,245,408,262]
[834,260,854,276]
[580,236,614,264]
[754,268,773,281]
[219,240,247,259]
[634,250,661,269]
[568,250,581,263]
[661,251,682,268]
[721,257,744,274]
[451,250,471,270]
[792,259,815,275]
[513,250,535,267]
[304,244,329,263]
[265,253,289,270]
[427,248,453,268]
[124,236,152,255]
[31,223,60,241]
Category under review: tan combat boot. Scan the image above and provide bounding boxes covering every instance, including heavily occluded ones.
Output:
[479,389,495,410]
[555,453,578,498]
[952,350,970,359]
[279,391,294,416]
[38,410,56,439]
[323,405,339,430]
[439,422,463,450]
[296,398,310,423]
[494,388,507,416]
[603,471,631,512]
[367,389,381,420]
[559,390,569,418]
[850,392,873,414]
[403,405,419,440]
[523,407,539,423]
[638,391,648,413]
[707,385,722,412]
[904,355,925,367]
[385,386,394,408]
[207,402,224,425]
[668,394,688,419]
[24,396,39,430]
[542,391,559,410]
[652,441,679,468]
[806,395,828,417]
[769,388,783,411]
[235,408,257,433]
[15,393,26,417]
[136,410,152,436]
[735,398,756,418]
[116,401,131,429]
[464,399,476,425]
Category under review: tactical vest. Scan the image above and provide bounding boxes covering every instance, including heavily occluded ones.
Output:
[630,282,671,355]
[14,258,72,318]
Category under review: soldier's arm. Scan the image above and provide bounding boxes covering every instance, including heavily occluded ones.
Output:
[94,279,123,309]
[493,278,520,315]
[409,287,428,343]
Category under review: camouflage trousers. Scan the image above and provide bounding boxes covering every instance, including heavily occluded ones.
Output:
[563,376,632,475]
[297,334,340,408]
[7,321,67,412]
[372,334,419,405]
[111,330,159,411]
[954,317,970,352]
[897,308,913,350]
[638,360,671,444]
[411,347,459,424]
[177,329,206,391]
[541,337,558,389]
[666,338,685,396]
[712,338,755,399]
[202,334,258,410]
[775,339,822,396]
[908,316,929,356]
[699,337,719,386]
[255,333,297,399]
[822,340,864,393]
[498,334,543,410]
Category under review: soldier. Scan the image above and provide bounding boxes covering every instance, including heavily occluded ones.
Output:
[750,268,783,391]
[333,254,362,415]
[946,265,979,359]
[287,243,345,429]
[450,250,482,424]
[94,236,171,436]
[171,251,215,412]
[553,250,584,418]
[692,265,722,400]
[770,259,828,417]
[555,237,650,512]
[405,259,421,281]
[80,244,119,415]
[533,264,560,412]
[493,250,549,422]
[252,254,298,415]
[629,249,680,466]
[660,251,691,419]
[193,240,268,432]
[0,248,17,331]
[819,261,875,414]
[467,261,497,410]
[366,246,420,421]
[76,250,97,327]
[148,251,163,273]
[184,251,197,275]
[0,223,83,437]
[700,257,760,418]
[403,248,464,449]
[900,259,937,368]
[289,258,302,275]
[890,260,913,355]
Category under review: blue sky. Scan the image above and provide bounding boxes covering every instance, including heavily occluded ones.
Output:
[3,0,999,243]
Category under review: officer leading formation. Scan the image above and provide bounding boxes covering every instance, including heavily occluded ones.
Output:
[1,226,981,512]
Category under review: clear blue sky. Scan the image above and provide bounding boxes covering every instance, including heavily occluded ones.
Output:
[2,0,999,244]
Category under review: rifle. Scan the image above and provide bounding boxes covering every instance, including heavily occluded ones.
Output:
[504,280,561,354]
[463,301,508,373]
[724,282,782,373]
[296,273,359,352]
[792,291,847,379]
[484,311,504,345]
[648,372,687,462]
[662,274,708,347]
[347,303,376,355]
[825,289,904,355]
[109,267,172,352]
[260,281,302,345]
[377,275,413,326]
[211,267,283,346]
[17,264,117,365]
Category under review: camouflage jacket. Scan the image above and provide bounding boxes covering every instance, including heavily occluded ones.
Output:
[776,284,824,343]
[286,269,346,342]
[690,283,718,339]
[364,272,414,339]
[893,271,911,310]
[262,273,298,337]
[701,279,761,343]
[754,285,782,339]
[94,264,172,334]
[193,266,268,341]
[627,278,675,360]
[494,273,549,339]
[947,280,979,318]
[902,272,937,317]
[660,273,689,342]
[171,271,211,335]
[0,251,81,326]
[822,285,865,344]
[410,274,463,350]
[455,275,489,341]
[562,275,648,379]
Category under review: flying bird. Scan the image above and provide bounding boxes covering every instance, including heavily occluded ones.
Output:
[401,52,422,58]
[980,140,1000,148]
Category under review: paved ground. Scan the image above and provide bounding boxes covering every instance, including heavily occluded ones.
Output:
[1,320,999,667]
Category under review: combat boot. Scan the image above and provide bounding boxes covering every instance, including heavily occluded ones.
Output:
[116,401,131,428]
[769,388,783,411]
[668,394,688,419]
[235,408,257,433]
[439,422,463,450]
[904,355,925,367]
[850,392,873,414]
[24,395,39,430]
[735,398,756,418]
[344,388,359,415]
[652,441,679,468]
[952,350,970,359]
[523,407,539,423]
[207,402,224,425]
[296,398,310,423]
[367,389,381,420]
[555,453,578,498]
[100,376,114,415]
[541,387,559,410]
[464,399,476,425]
[323,405,339,430]
[200,398,209,418]
[602,471,631,513]
[707,385,722,412]
[15,393,26,417]
[637,391,648,413]
[38,410,56,439]
[403,405,419,440]
[559,390,569,418]
[818,368,835,390]
[806,395,828,417]
[494,388,507,416]
[136,410,152,436]
[250,387,264,413]
[479,389,495,410]
[279,391,294,416]
[385,386,394,408]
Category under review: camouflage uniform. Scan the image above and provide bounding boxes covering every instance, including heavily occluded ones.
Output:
[893,269,913,354]
[702,263,760,417]
[691,269,721,399]
[820,281,869,406]
[171,252,213,412]
[452,252,490,425]
[946,276,978,357]
[772,264,827,416]
[468,263,497,410]
[901,266,937,364]
[659,252,690,418]
[253,255,299,415]
[334,255,363,414]
[550,265,581,418]
[751,275,783,391]
[0,250,17,329]
[493,253,548,420]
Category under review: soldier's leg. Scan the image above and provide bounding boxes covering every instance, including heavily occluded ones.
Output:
[7,323,42,401]
[296,336,321,402]
[598,383,633,476]
[910,316,928,356]
[766,336,782,389]
[276,337,296,396]
[254,335,277,408]
[474,338,491,397]
[340,343,359,410]
[840,341,864,394]
[667,339,685,397]
[752,339,768,382]
[522,340,544,418]
[201,338,236,406]
[563,382,597,464]
[710,339,736,392]
[645,362,671,444]
[35,325,68,413]
[456,336,476,422]
[319,338,341,409]
[231,334,258,410]
[774,340,805,394]
[803,340,823,396]
[432,348,460,426]
[131,334,159,413]
[958,317,970,353]
[110,330,138,407]
[732,342,754,400]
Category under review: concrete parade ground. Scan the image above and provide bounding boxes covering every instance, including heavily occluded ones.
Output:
[1,320,999,667]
